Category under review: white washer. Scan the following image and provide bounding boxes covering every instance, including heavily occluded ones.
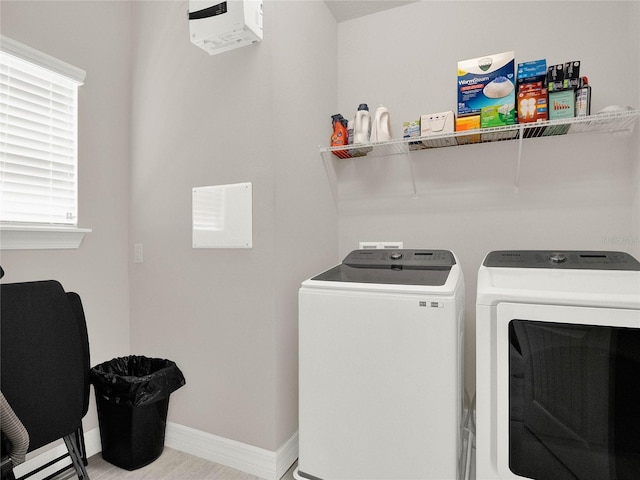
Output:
[476,250,640,480]
[295,249,465,480]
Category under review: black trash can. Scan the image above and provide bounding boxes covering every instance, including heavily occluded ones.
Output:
[90,356,186,470]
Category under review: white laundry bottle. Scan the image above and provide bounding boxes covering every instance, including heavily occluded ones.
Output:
[353,104,371,144]
[352,103,372,156]
[371,105,392,142]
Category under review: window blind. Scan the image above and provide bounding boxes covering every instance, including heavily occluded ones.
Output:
[0,37,84,225]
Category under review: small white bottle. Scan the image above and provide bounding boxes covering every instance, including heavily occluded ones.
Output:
[353,104,371,144]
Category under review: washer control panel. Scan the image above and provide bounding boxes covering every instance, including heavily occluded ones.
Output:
[343,249,456,268]
[483,250,640,270]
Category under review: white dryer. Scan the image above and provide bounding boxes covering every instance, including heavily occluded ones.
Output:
[296,249,465,480]
[476,250,640,480]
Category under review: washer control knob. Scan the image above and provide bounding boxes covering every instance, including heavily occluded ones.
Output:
[390,252,403,260]
[549,253,567,264]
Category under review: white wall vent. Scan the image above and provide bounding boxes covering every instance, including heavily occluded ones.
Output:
[189,1,262,56]
[359,242,404,250]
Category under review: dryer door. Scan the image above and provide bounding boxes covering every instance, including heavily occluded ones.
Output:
[495,303,640,480]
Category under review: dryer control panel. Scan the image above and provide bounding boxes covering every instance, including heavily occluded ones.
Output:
[483,250,640,270]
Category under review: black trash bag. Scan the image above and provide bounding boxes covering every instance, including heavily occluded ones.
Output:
[90,356,185,407]
[90,356,186,470]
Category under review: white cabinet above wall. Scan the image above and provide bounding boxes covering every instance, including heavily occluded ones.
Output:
[319,110,640,201]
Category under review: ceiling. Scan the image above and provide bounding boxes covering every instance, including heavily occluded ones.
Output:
[324,0,419,23]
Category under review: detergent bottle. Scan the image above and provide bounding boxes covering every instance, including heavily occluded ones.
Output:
[371,105,392,142]
[330,114,350,159]
[353,104,371,144]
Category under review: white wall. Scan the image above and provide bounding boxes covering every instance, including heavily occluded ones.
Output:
[270,1,340,444]
[0,0,132,433]
[128,0,338,451]
[2,0,338,456]
[335,0,640,397]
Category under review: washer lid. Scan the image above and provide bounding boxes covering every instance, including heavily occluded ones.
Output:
[311,249,455,286]
[483,250,640,270]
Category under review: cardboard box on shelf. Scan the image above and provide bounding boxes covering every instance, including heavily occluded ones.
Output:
[517,82,548,123]
[458,51,515,117]
[455,115,480,144]
[563,61,580,90]
[517,59,547,84]
[403,120,426,150]
[549,90,575,120]
[420,111,456,147]
[547,64,564,92]
[481,103,515,128]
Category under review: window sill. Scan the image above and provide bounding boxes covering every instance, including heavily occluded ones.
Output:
[0,225,92,250]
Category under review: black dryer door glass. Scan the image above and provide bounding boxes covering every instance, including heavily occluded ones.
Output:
[509,320,640,480]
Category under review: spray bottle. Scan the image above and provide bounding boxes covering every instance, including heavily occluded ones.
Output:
[330,114,350,159]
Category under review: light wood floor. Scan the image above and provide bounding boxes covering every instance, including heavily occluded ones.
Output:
[86,447,297,480]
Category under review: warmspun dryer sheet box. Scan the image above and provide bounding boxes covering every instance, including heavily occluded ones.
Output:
[458,51,515,118]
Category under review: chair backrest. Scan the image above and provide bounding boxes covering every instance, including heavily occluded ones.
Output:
[0,280,90,452]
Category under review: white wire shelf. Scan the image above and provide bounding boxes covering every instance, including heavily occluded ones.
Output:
[319,109,639,161]
[320,137,410,160]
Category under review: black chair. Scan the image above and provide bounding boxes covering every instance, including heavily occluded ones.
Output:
[1,279,91,480]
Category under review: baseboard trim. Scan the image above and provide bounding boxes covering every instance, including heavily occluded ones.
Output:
[275,430,299,479]
[12,427,101,480]
[84,426,103,458]
[165,422,298,480]
[12,424,297,480]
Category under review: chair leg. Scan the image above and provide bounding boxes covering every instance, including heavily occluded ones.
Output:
[74,427,88,467]
[1,435,16,480]
[63,435,89,480]
[1,468,16,480]
[1,460,16,480]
